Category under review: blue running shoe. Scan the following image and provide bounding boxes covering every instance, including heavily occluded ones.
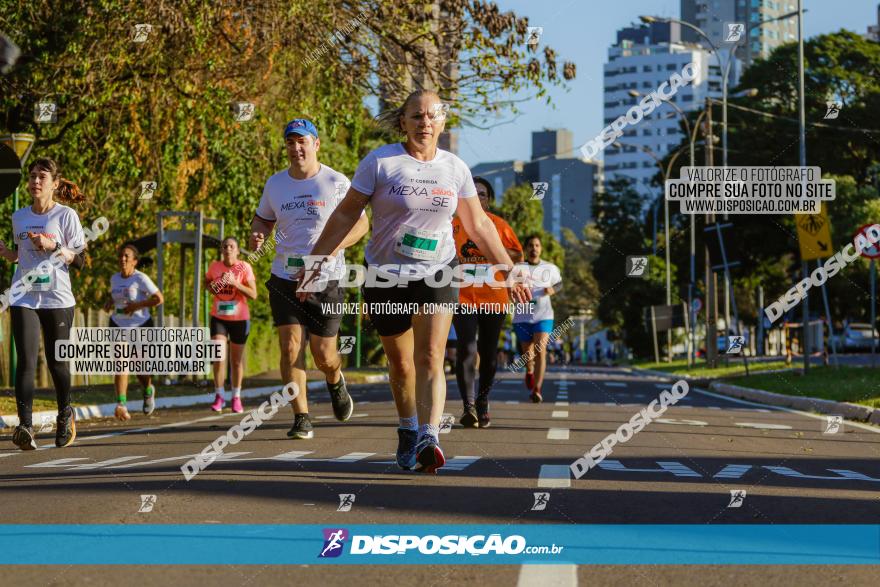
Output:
[396,427,418,470]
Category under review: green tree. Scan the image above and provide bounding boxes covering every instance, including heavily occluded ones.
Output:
[592,178,674,357]
[0,0,577,368]
[553,225,599,322]
[658,31,880,339]
[496,182,563,268]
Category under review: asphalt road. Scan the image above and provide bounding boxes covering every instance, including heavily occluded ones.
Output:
[2,365,878,585]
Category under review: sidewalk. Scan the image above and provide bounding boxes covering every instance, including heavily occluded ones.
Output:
[0,372,389,430]
[630,366,880,425]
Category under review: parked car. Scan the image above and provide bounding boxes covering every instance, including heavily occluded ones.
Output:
[831,323,879,352]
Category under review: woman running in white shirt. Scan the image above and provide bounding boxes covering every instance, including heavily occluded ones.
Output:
[0,157,86,449]
[105,244,164,420]
[299,90,531,473]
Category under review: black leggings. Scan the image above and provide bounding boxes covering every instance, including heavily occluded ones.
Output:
[11,306,74,427]
[453,312,506,406]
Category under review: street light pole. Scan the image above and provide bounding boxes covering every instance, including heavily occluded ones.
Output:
[797,0,809,373]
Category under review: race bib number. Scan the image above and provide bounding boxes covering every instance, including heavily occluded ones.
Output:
[217,301,237,316]
[394,226,444,261]
[284,255,305,275]
[32,273,53,292]
[464,264,490,279]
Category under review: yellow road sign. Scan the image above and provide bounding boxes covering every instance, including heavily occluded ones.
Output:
[796,203,833,261]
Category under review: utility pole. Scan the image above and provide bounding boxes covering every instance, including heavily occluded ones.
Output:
[797,0,809,372]
[705,98,718,368]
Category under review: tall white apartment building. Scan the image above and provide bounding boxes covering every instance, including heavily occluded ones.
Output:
[681,0,798,67]
[603,22,740,197]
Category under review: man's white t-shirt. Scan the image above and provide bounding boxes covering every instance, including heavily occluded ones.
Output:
[256,164,352,282]
[351,143,477,279]
[110,271,160,327]
[512,261,562,324]
[11,204,85,309]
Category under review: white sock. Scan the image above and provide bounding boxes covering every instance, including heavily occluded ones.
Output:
[418,423,439,443]
[399,415,418,431]
[232,387,241,398]
[215,387,225,398]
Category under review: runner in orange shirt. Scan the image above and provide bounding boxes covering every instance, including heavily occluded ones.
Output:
[452,177,523,428]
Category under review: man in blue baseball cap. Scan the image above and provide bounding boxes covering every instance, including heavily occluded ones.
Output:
[249,117,368,440]
[283,118,319,139]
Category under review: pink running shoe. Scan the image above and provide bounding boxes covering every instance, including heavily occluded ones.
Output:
[210,394,226,412]
[231,396,243,413]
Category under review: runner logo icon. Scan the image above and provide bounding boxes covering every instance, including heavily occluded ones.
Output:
[530,182,548,200]
[824,101,841,120]
[725,23,745,43]
[337,494,355,512]
[725,336,745,354]
[531,492,549,511]
[319,528,349,558]
[728,490,746,508]
[140,181,157,200]
[823,415,843,434]
[138,494,157,513]
[338,336,356,355]
[626,255,648,278]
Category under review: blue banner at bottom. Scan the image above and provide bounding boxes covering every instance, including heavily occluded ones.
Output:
[0,525,877,564]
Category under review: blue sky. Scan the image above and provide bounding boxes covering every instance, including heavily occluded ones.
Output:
[457,0,879,167]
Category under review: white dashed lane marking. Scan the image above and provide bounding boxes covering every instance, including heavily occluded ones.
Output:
[551,411,569,418]
[331,452,376,463]
[547,428,570,440]
[517,564,577,587]
[735,422,793,430]
[654,418,709,427]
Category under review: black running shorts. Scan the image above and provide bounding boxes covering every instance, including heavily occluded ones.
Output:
[267,273,343,337]
[209,317,251,345]
[362,259,458,337]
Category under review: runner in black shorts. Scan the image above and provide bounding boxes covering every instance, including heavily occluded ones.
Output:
[250,118,368,439]
[105,244,164,421]
[206,237,257,414]
[300,90,531,473]
[0,157,86,450]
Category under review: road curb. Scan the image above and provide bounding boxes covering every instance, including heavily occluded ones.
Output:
[632,367,876,423]
[709,381,875,422]
[0,373,389,430]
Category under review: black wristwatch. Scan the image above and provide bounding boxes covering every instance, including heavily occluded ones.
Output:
[53,241,62,253]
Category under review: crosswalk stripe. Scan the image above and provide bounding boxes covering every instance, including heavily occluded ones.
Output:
[108,454,200,469]
[272,450,314,461]
[538,464,571,488]
[444,456,480,471]
[70,456,146,470]
[331,452,376,463]
[25,457,90,468]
